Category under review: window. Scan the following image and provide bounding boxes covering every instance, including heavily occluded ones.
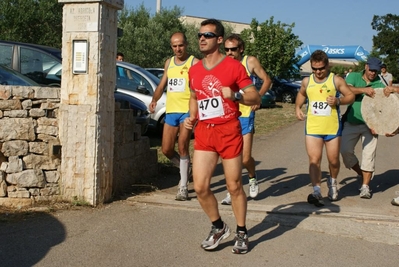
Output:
[0,44,13,67]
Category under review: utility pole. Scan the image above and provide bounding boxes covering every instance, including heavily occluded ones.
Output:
[156,0,161,13]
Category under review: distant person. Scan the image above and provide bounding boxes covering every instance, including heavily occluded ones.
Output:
[184,18,260,254]
[149,32,199,201]
[340,57,387,199]
[295,50,354,206]
[116,52,124,61]
[220,33,272,205]
[380,64,393,86]
[116,52,132,79]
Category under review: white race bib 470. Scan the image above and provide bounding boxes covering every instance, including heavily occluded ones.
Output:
[198,96,224,120]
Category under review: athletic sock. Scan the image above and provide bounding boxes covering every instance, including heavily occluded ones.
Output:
[313,185,321,194]
[212,217,224,229]
[179,156,189,187]
[236,225,247,234]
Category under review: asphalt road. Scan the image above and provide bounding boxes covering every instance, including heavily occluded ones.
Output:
[1,118,399,267]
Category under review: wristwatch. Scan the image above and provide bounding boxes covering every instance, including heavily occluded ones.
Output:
[234,92,242,101]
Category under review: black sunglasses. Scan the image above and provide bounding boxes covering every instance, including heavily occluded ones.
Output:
[311,65,326,71]
[224,47,239,52]
[197,32,218,39]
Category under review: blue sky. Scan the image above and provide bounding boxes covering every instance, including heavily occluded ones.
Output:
[124,0,398,53]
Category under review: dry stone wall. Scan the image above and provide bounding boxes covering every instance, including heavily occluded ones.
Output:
[0,85,61,202]
[0,85,158,205]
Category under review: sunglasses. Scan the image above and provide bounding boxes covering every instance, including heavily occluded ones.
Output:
[197,32,218,39]
[311,65,326,71]
[224,47,239,52]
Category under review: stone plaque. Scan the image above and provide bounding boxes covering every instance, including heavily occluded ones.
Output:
[361,88,399,135]
[65,4,99,32]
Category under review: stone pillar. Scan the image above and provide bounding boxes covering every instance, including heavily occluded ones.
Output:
[58,0,123,205]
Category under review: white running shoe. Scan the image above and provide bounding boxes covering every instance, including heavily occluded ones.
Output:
[327,178,338,201]
[221,192,231,205]
[248,178,259,198]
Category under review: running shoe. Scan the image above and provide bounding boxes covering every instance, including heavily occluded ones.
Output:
[359,185,372,199]
[201,223,231,250]
[307,191,324,207]
[232,231,249,254]
[175,187,188,201]
[391,197,399,206]
[221,192,231,205]
[248,177,259,198]
[327,178,338,201]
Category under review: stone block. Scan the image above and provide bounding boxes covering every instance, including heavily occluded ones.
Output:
[22,99,32,110]
[44,170,60,183]
[11,86,34,98]
[6,156,23,173]
[3,110,28,118]
[1,140,29,157]
[29,108,46,117]
[34,87,60,99]
[29,142,49,155]
[0,180,7,197]
[0,118,36,142]
[23,154,60,170]
[0,87,11,100]
[6,169,46,188]
[0,99,22,110]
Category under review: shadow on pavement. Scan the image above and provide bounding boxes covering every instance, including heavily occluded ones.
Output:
[249,201,340,251]
[0,212,66,267]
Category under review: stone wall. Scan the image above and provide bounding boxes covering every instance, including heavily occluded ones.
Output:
[113,105,158,197]
[0,86,61,203]
[0,85,158,205]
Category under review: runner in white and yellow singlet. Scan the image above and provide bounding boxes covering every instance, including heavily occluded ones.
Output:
[150,32,199,201]
[295,50,354,206]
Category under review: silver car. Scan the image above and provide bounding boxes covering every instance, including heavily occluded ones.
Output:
[116,62,166,132]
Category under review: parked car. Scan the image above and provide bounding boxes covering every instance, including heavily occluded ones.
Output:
[0,64,40,86]
[0,40,62,86]
[114,91,150,135]
[0,41,166,132]
[145,68,165,79]
[260,91,276,108]
[269,78,300,103]
[116,62,166,132]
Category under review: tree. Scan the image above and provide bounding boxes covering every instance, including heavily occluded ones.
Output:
[371,14,399,82]
[240,17,303,79]
[0,0,62,48]
[117,4,186,68]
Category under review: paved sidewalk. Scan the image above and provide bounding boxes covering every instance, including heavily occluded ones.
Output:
[133,120,399,245]
[2,120,399,267]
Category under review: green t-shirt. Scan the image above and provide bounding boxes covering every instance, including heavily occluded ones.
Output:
[345,71,386,124]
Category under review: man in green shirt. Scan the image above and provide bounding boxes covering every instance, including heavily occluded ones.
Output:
[340,57,385,199]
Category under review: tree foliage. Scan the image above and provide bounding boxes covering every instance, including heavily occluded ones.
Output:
[240,17,303,79]
[371,14,399,82]
[117,4,186,68]
[0,0,62,48]
[117,5,234,67]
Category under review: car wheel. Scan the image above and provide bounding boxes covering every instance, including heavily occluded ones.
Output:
[282,92,295,103]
